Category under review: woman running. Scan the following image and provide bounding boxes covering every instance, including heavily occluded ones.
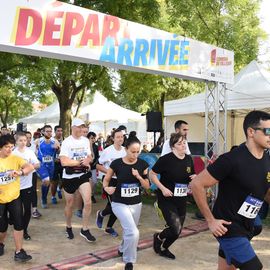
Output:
[150,133,195,259]
[103,136,149,270]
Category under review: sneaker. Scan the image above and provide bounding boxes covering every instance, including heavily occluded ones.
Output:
[57,189,62,199]
[51,197,57,204]
[153,233,162,254]
[125,262,133,270]
[32,209,42,218]
[105,227,118,237]
[14,249,32,262]
[0,243,4,256]
[76,209,83,218]
[66,227,74,239]
[159,249,175,260]
[91,195,97,203]
[23,232,31,241]
[80,229,96,242]
[41,199,47,209]
[96,210,104,228]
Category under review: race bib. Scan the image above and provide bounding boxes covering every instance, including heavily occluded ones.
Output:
[42,156,53,163]
[174,184,188,197]
[72,152,87,161]
[0,172,16,185]
[121,183,139,198]
[237,195,263,219]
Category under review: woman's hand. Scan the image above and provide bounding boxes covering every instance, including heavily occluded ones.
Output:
[104,186,116,195]
[161,187,173,197]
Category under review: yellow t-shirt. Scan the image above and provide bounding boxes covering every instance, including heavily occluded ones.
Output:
[0,154,26,204]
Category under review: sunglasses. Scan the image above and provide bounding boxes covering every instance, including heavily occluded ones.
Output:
[253,127,270,136]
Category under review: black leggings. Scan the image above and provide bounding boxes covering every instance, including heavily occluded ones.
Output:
[0,197,23,232]
[20,188,32,233]
[102,193,117,228]
[31,172,38,208]
[158,199,186,249]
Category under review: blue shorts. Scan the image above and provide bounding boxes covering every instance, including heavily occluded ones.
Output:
[37,163,54,181]
[217,237,256,265]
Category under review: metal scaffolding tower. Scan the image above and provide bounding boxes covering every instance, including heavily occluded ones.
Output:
[204,82,228,164]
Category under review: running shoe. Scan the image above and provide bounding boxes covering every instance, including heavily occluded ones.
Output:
[153,233,162,254]
[23,232,31,241]
[159,249,175,260]
[96,210,104,228]
[105,227,118,237]
[80,229,96,242]
[14,249,32,262]
[76,209,83,218]
[0,243,4,256]
[32,209,42,218]
[57,189,62,199]
[41,199,47,209]
[66,227,74,239]
[118,249,123,257]
[125,262,133,270]
[51,197,57,204]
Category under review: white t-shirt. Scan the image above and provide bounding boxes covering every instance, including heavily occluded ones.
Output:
[161,139,191,156]
[59,135,91,179]
[13,147,39,190]
[98,145,126,170]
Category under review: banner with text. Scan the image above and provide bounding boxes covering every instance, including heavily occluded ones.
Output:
[0,0,234,83]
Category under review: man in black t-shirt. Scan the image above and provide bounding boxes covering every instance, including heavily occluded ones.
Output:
[191,110,270,270]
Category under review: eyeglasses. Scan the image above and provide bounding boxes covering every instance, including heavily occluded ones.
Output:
[253,127,270,136]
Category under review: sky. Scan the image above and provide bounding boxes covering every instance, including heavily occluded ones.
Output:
[258,0,270,67]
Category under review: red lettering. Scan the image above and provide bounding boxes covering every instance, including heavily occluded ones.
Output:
[62,12,84,46]
[102,15,120,46]
[43,11,64,46]
[80,14,100,47]
[15,8,42,45]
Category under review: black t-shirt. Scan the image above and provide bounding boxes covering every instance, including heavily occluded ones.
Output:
[152,152,195,214]
[110,158,149,205]
[207,143,270,239]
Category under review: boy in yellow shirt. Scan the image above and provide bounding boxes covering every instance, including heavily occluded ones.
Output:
[0,134,34,262]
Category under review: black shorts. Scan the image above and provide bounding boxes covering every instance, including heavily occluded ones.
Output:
[0,197,23,232]
[52,162,63,182]
[62,176,89,194]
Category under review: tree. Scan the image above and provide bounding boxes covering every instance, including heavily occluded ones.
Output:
[0,84,32,127]
[165,0,266,72]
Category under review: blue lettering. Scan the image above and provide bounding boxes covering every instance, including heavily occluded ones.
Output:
[169,40,180,65]
[149,39,157,65]
[157,40,170,65]
[117,38,133,66]
[134,39,149,66]
[99,37,116,63]
[179,40,189,65]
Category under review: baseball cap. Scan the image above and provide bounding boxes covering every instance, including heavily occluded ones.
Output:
[71,118,85,127]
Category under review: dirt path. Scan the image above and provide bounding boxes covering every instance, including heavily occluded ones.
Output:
[1,194,270,270]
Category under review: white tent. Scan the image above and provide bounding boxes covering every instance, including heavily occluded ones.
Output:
[19,92,147,142]
[164,61,270,147]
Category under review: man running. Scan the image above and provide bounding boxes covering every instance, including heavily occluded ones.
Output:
[36,125,60,208]
[191,110,270,270]
[161,120,191,156]
[59,118,95,242]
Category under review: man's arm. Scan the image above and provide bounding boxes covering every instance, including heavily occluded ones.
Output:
[190,169,231,237]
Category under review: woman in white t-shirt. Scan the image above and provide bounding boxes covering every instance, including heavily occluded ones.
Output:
[13,132,40,241]
[96,129,126,237]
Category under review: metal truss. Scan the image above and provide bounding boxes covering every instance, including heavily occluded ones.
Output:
[204,82,228,164]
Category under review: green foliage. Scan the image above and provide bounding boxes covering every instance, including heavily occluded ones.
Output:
[0,84,32,126]
[165,0,266,72]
